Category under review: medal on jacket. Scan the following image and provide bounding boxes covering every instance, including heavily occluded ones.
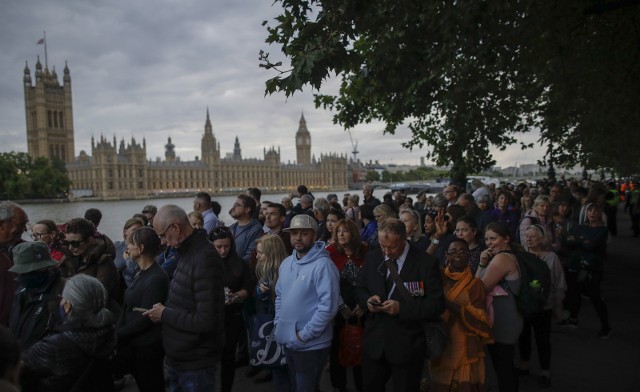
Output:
[405,281,424,296]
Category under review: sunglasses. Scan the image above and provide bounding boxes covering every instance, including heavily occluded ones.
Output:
[62,239,86,248]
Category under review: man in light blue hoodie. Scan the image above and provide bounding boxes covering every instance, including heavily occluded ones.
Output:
[275,214,340,392]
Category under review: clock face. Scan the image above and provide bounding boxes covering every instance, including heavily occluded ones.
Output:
[306,137,310,144]
[296,138,301,145]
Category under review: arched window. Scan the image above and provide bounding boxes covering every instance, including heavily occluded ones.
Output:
[53,111,58,128]
[59,112,64,128]
[47,111,52,128]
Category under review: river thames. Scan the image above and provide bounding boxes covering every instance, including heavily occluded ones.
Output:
[19,189,399,241]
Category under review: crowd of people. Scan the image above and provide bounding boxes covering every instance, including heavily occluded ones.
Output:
[0,177,626,392]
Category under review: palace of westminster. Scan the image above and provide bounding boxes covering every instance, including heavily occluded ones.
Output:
[22,57,348,199]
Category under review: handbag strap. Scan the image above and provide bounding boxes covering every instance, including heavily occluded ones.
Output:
[385,259,414,303]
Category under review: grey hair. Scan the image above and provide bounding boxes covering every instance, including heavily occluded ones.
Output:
[0,201,20,223]
[432,194,448,208]
[348,194,360,205]
[526,224,550,250]
[313,197,331,217]
[300,194,314,205]
[157,204,190,227]
[62,274,112,328]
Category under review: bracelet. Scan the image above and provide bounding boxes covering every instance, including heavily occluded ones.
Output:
[478,263,487,268]
[432,239,440,245]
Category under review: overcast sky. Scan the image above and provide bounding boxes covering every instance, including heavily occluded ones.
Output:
[0,0,543,168]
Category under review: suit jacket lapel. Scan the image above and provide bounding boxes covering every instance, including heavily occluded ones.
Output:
[399,247,418,281]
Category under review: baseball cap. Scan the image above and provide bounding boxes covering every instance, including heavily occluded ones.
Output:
[9,242,57,274]
[284,214,318,232]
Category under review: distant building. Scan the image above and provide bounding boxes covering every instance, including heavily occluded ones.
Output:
[24,60,348,199]
[23,57,75,163]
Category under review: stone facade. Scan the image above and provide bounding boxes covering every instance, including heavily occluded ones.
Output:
[23,57,75,163]
[25,61,348,200]
[65,110,348,199]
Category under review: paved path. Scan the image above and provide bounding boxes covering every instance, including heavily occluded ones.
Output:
[124,205,639,392]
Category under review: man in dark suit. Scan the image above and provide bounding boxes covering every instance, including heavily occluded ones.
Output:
[355,218,445,392]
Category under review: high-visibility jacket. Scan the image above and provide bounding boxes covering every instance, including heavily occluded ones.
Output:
[607,189,620,206]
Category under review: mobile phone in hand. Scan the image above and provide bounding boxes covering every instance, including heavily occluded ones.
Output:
[133,307,148,312]
[368,300,383,307]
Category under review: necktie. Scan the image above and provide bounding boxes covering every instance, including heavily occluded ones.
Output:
[385,258,399,297]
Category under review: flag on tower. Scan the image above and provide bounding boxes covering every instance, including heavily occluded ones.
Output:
[36,38,44,45]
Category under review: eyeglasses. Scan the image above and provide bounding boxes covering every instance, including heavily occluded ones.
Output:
[30,232,51,240]
[62,239,86,248]
[446,249,469,256]
[157,223,175,240]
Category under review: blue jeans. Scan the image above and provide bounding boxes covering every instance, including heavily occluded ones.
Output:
[167,364,217,392]
[285,347,330,392]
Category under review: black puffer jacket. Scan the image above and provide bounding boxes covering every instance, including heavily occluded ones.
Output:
[9,269,66,349]
[162,230,225,370]
[21,321,116,392]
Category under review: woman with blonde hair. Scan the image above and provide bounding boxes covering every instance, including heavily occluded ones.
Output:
[372,204,396,226]
[517,224,566,387]
[254,234,290,391]
[399,209,429,252]
[345,194,362,228]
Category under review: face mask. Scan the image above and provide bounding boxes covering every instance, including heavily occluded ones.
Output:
[58,303,69,321]
[17,269,50,289]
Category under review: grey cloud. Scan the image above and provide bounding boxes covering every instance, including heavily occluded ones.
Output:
[0,0,542,169]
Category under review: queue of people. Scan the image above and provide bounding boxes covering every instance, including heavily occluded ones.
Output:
[0,177,619,392]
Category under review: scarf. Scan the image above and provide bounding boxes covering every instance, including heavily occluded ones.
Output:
[444,266,473,302]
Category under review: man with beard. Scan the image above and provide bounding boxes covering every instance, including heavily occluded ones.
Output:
[229,194,263,264]
[275,214,339,392]
[0,201,28,326]
[264,203,293,254]
[9,242,65,349]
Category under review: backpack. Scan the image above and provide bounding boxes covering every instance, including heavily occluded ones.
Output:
[500,250,551,316]
[515,216,538,243]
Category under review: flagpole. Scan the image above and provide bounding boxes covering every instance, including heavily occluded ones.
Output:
[43,31,48,70]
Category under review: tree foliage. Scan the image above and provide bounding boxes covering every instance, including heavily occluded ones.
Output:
[378,166,448,183]
[365,170,380,182]
[0,152,70,199]
[261,0,640,180]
